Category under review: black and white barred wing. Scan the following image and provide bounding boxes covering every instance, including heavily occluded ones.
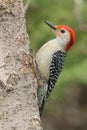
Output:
[38,51,66,116]
[47,51,66,98]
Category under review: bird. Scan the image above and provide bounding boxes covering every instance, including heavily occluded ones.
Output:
[35,21,75,116]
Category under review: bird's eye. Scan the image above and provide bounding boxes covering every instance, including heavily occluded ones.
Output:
[60,29,65,33]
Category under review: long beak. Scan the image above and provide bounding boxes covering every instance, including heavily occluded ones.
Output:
[45,21,57,30]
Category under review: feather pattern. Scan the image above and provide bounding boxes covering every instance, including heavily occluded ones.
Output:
[38,51,66,116]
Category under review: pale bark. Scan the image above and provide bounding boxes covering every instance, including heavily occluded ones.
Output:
[24,0,30,13]
[74,0,87,31]
[0,0,42,130]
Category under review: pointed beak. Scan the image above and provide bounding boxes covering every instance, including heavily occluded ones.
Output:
[45,21,57,30]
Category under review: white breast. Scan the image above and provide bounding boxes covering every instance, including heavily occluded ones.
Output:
[35,38,65,81]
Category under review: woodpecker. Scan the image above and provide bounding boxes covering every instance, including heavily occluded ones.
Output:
[35,21,75,116]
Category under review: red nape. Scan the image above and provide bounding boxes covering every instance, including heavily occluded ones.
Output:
[56,25,75,51]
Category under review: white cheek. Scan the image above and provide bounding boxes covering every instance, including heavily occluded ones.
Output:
[56,32,70,50]
[63,32,70,45]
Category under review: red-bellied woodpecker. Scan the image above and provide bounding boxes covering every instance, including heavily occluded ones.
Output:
[35,21,75,116]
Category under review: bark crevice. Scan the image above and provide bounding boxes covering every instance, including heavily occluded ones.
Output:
[0,0,42,130]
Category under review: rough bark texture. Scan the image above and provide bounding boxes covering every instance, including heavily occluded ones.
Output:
[0,0,42,130]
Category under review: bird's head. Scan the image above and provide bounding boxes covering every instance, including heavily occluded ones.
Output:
[45,21,75,52]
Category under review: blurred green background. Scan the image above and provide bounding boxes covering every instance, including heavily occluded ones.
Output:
[24,0,87,130]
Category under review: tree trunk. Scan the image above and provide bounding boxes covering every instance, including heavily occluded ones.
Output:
[0,0,42,130]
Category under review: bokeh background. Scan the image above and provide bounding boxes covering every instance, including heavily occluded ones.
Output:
[24,0,87,130]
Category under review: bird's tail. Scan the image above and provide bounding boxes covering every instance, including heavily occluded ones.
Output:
[37,82,48,116]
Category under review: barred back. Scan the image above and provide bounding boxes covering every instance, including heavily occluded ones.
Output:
[47,51,66,97]
[38,51,66,116]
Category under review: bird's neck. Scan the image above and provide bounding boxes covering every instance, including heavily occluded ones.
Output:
[55,37,66,52]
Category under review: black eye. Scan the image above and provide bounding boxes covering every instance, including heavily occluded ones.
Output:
[60,29,65,33]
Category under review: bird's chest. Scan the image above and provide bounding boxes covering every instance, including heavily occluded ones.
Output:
[36,45,60,81]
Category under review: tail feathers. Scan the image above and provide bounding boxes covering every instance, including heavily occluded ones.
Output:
[39,97,46,116]
[37,82,48,116]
